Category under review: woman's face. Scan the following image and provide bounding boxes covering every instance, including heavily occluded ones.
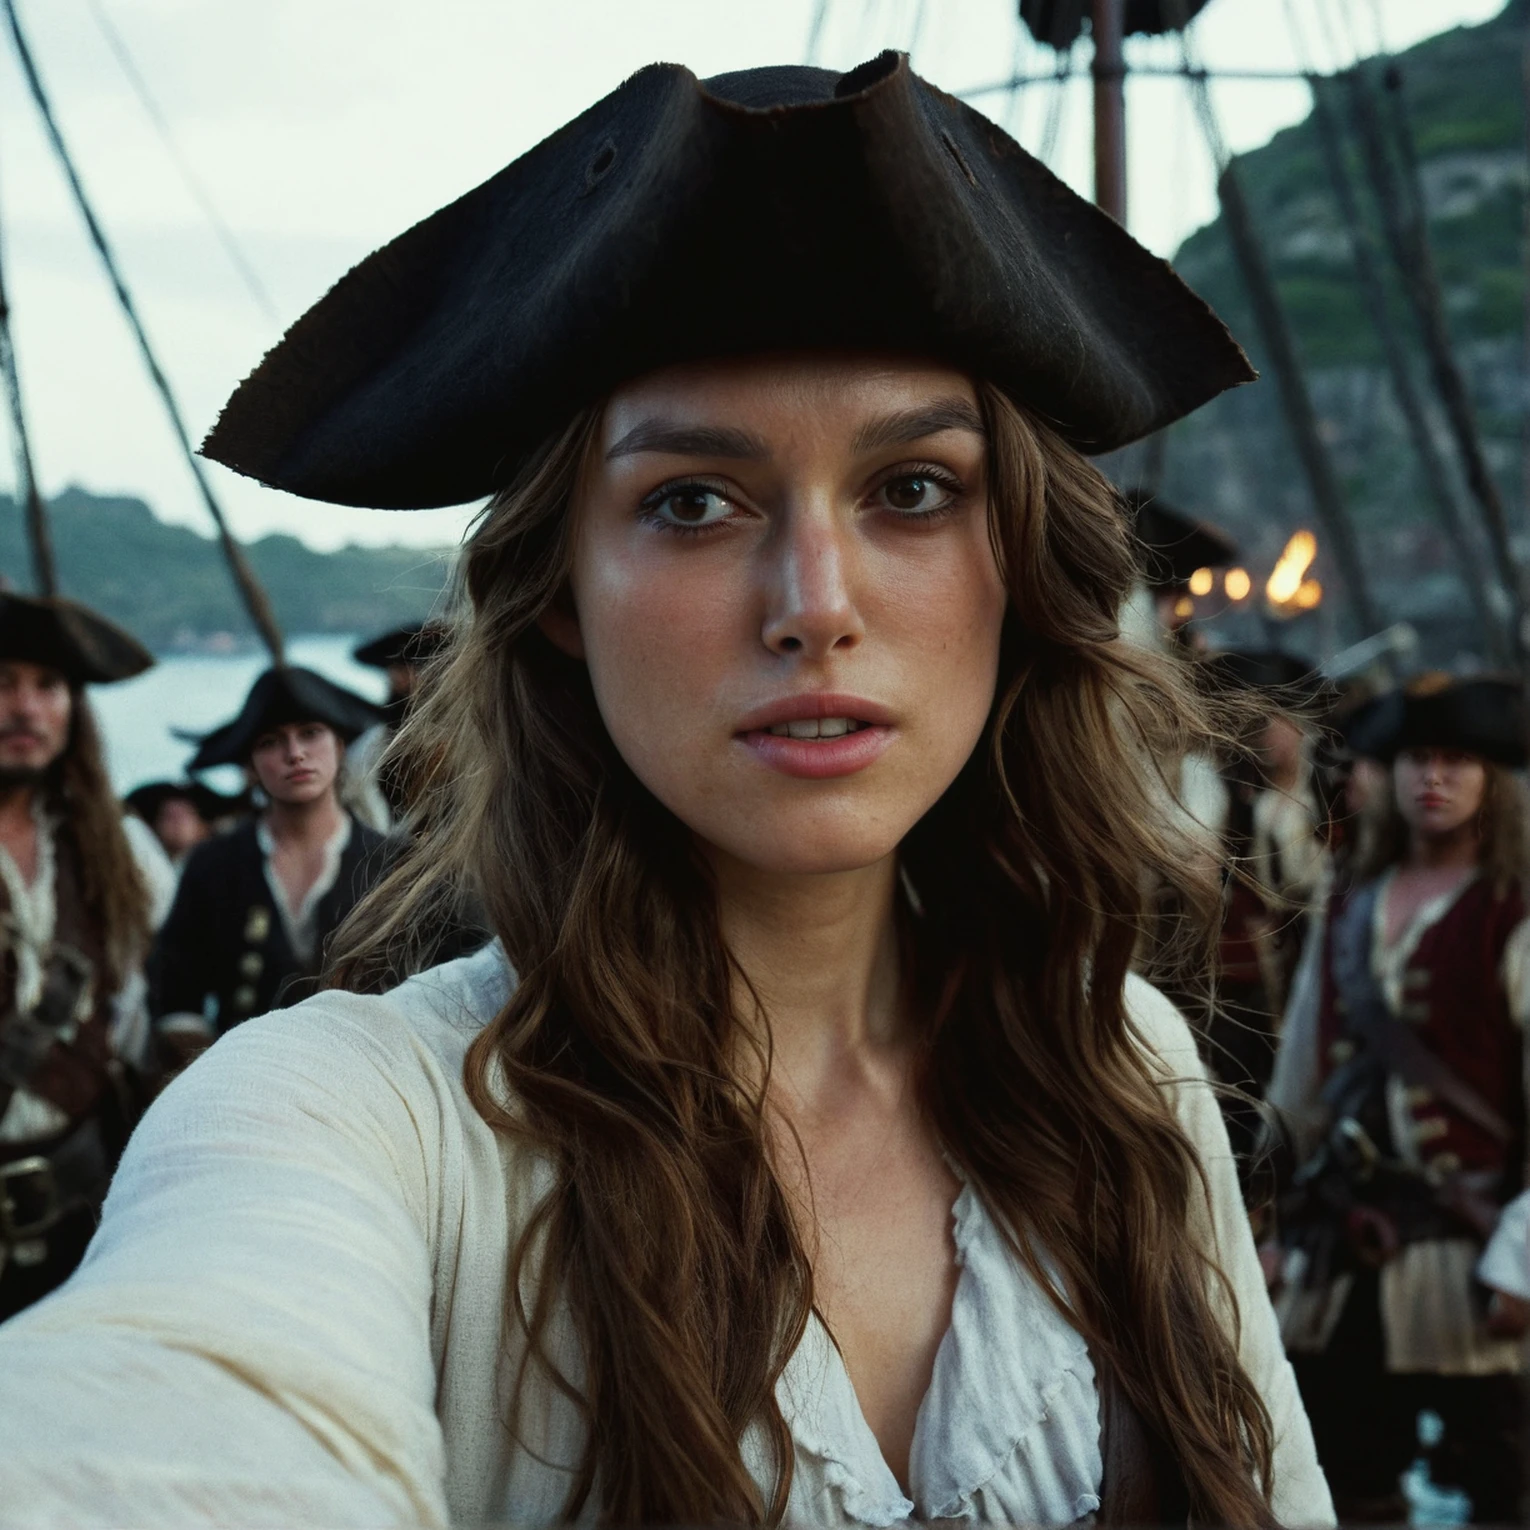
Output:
[547,354,1007,876]
[1393,746,1487,840]
[249,720,342,807]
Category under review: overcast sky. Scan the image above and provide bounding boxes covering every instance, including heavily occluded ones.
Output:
[0,0,1507,556]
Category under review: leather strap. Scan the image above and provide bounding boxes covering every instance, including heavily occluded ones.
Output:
[1328,881,1513,1144]
[1096,1356,1190,1526]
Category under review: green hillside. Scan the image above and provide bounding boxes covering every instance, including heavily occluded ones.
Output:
[1174,3,1528,370]
[0,488,453,649]
[1148,0,1529,658]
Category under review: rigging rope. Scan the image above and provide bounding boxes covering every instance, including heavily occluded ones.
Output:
[1,0,284,662]
[1307,68,1508,660]
[82,0,279,328]
[1281,0,1508,658]
[1345,59,1530,672]
[1179,27,1379,638]
[804,0,832,64]
[1037,44,1072,169]
[0,169,56,596]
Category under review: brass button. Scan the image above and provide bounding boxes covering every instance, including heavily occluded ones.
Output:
[243,906,272,943]
[239,952,264,979]
[1329,1039,1355,1064]
[232,984,258,1011]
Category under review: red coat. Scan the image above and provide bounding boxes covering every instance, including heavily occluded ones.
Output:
[1317,874,1526,1179]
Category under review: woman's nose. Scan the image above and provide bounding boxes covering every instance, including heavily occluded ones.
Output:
[759,504,864,660]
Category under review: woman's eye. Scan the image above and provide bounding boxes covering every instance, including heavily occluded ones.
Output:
[878,474,957,516]
[644,485,734,530]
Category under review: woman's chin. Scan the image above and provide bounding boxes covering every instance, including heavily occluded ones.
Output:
[698,820,905,878]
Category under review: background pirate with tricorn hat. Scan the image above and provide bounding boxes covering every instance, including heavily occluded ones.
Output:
[347,620,451,829]
[123,779,250,871]
[0,592,173,1318]
[149,665,386,1060]
[1270,672,1530,1522]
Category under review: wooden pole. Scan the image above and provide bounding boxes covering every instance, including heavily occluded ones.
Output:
[1213,160,1379,639]
[1347,62,1530,674]
[1522,16,1530,560]
[1,0,284,662]
[1307,74,1508,662]
[0,216,55,597]
[1092,0,1127,223]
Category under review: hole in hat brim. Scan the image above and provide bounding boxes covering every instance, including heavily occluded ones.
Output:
[584,140,618,192]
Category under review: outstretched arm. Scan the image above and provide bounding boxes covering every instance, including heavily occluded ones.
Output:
[0,997,449,1527]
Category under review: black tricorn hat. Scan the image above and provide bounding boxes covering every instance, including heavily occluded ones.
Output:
[201,53,1253,510]
[0,592,153,685]
[353,622,451,670]
[124,778,251,825]
[187,666,382,770]
[1382,676,1527,769]
[1128,490,1238,591]
[1201,647,1332,713]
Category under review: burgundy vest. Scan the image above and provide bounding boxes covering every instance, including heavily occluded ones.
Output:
[1318,875,1526,1177]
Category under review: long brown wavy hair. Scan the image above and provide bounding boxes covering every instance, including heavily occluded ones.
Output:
[52,693,152,992]
[331,380,1278,1526]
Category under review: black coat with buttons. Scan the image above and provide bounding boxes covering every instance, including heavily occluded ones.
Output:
[149,816,388,1032]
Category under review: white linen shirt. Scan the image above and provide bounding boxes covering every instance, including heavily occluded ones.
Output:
[0,945,1333,1527]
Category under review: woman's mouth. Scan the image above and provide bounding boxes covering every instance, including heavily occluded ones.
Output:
[735,697,894,777]
[763,717,868,739]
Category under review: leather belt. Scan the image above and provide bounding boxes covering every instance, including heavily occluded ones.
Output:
[0,1115,109,1269]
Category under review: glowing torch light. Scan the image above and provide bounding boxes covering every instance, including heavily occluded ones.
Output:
[1224,567,1252,601]
[1266,531,1322,615]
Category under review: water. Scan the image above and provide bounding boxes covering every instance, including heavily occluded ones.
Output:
[88,635,387,796]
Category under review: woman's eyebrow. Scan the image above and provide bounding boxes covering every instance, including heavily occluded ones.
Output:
[851,398,986,453]
[605,420,771,461]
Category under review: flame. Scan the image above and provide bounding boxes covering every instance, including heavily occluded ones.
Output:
[1224,567,1252,601]
[1188,566,1214,597]
[1266,531,1317,606]
[1293,578,1322,611]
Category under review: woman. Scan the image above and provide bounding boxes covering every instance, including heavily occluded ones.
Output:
[149,666,386,1048]
[0,57,1328,1527]
[1270,675,1530,1523]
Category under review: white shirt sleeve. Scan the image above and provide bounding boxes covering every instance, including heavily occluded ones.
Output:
[1266,898,1331,1163]
[1478,1190,1530,1301]
[1499,916,1530,1028]
[1127,974,1337,1528]
[122,812,178,931]
[0,998,451,1527]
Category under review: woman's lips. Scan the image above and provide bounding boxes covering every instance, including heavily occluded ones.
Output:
[733,693,895,779]
[738,724,893,779]
[1417,793,1448,809]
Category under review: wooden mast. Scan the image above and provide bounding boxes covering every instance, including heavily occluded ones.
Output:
[1091,0,1127,222]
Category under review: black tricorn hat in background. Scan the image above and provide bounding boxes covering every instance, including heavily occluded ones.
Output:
[1127,490,1238,591]
[201,53,1253,511]
[187,667,382,770]
[124,778,251,825]
[1338,690,1407,762]
[1201,647,1332,713]
[353,621,451,670]
[1380,676,1528,769]
[0,592,153,685]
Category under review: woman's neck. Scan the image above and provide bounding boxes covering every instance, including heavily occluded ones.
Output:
[711,850,908,1096]
[1404,823,1481,874]
[263,790,344,846]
